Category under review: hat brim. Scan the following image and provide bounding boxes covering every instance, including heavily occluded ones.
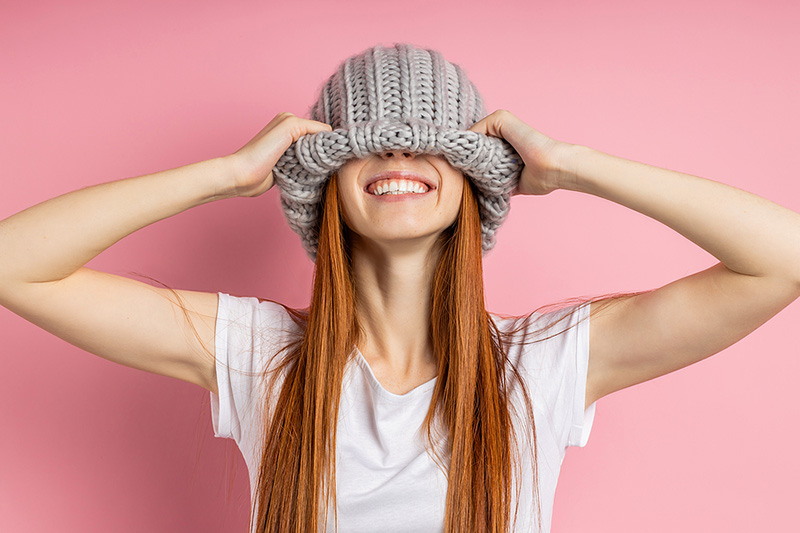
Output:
[272,118,524,260]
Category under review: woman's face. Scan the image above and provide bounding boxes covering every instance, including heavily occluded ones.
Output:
[335,150,465,255]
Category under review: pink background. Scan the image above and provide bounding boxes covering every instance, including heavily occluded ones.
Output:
[2,0,798,531]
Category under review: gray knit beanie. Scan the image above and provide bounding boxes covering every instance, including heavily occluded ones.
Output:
[272,42,523,262]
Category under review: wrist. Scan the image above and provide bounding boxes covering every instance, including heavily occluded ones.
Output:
[208,154,247,200]
[550,142,591,192]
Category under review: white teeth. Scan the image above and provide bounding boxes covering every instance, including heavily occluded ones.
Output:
[370,179,429,196]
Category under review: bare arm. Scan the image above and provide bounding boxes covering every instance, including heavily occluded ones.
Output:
[0,112,333,394]
[469,109,800,409]
[556,145,800,407]
[0,156,241,392]
[0,157,235,285]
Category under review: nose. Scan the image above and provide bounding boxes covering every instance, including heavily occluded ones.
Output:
[379,149,417,159]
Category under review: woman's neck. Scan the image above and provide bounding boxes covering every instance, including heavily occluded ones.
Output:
[350,242,440,390]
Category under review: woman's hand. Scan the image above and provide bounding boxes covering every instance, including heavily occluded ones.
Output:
[468,109,570,196]
[226,112,332,198]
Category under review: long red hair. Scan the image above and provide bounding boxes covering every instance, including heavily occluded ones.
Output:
[236,172,642,532]
[147,170,641,531]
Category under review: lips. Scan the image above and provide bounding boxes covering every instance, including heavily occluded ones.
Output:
[363,171,437,193]
[365,185,434,202]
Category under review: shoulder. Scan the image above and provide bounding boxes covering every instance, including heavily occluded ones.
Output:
[218,292,302,327]
[490,301,590,344]
[216,292,305,353]
[490,302,591,374]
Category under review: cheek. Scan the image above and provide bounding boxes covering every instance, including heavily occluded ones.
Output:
[336,189,356,229]
[445,179,465,219]
[334,180,366,234]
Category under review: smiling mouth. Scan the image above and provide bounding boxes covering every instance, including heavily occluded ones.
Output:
[364,183,434,202]
[366,179,432,196]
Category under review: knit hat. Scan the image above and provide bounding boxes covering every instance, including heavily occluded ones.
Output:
[272,42,523,262]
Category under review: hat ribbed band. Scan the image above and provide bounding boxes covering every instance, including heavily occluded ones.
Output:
[271,43,524,262]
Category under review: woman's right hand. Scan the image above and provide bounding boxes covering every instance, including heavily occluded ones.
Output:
[227,112,332,198]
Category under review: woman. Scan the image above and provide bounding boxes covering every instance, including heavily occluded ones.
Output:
[1,42,798,532]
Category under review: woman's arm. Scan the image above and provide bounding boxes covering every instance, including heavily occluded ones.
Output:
[0,112,332,392]
[557,144,800,284]
[0,109,332,287]
[0,156,241,392]
[0,157,235,286]
[470,109,800,407]
[556,143,800,406]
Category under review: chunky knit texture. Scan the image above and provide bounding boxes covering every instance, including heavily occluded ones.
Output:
[272,43,524,261]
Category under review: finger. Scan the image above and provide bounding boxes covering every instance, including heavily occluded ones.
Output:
[293,118,332,132]
[469,110,514,140]
[284,119,332,142]
[299,119,332,136]
[486,111,532,150]
[308,120,333,131]
[467,114,496,137]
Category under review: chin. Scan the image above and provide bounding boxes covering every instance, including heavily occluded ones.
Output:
[354,232,444,250]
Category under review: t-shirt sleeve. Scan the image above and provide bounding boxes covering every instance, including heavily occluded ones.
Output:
[524,301,597,449]
[563,301,596,448]
[209,292,289,443]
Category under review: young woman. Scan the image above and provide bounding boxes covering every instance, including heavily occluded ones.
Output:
[1,43,798,533]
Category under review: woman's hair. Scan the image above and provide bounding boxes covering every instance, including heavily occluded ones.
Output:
[239,171,645,532]
[147,168,646,531]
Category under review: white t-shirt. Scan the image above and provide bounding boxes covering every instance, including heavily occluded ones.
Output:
[210,292,597,532]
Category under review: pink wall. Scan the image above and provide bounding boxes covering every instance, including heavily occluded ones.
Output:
[2,0,798,531]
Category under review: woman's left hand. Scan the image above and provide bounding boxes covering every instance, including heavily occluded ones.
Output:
[468,109,569,196]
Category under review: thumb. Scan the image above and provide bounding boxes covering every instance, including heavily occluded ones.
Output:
[468,109,528,149]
